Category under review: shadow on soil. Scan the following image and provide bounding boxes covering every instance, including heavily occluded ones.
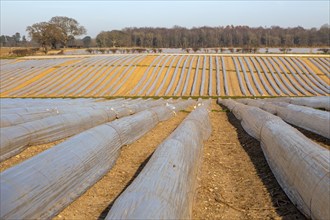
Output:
[97,153,153,220]
[219,103,306,220]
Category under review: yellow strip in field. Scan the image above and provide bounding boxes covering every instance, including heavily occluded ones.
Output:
[1,59,81,97]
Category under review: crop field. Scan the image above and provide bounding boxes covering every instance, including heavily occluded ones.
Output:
[0,96,329,219]
[0,53,329,220]
[0,54,329,97]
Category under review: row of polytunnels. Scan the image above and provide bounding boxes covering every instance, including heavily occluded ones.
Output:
[0,96,329,219]
[0,55,329,97]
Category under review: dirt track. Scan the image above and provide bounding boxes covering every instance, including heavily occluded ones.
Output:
[192,102,306,219]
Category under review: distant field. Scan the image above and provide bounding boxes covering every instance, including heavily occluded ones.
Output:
[0,54,329,97]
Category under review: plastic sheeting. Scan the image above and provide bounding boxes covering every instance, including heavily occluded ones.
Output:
[275,96,330,111]
[110,55,147,95]
[0,98,126,127]
[200,56,207,96]
[138,55,168,96]
[218,98,330,220]
[182,56,195,96]
[266,57,299,96]
[155,55,179,96]
[173,56,189,96]
[221,57,229,96]
[165,55,185,95]
[209,56,213,96]
[295,58,329,92]
[0,99,196,220]
[309,58,330,78]
[264,96,330,110]
[105,56,145,95]
[237,98,330,139]
[249,57,274,95]
[232,57,247,95]
[272,57,308,95]
[256,57,282,95]
[106,100,211,219]
[131,55,162,95]
[0,98,104,109]
[238,57,256,96]
[261,57,290,95]
[147,55,173,95]
[243,57,264,95]
[215,56,221,96]
[190,56,201,95]
[0,98,166,161]
[279,57,318,95]
[290,58,328,95]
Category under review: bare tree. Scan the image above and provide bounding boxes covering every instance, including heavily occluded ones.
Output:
[26,16,86,51]
[49,16,86,47]
[26,22,64,53]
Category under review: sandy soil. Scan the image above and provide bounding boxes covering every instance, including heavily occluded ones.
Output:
[192,101,306,219]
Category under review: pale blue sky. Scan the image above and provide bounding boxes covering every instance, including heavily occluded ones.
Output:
[1,1,329,38]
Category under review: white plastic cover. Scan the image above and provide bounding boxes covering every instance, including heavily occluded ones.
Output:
[190,56,201,95]
[238,57,256,96]
[173,56,189,96]
[0,98,126,127]
[0,98,166,161]
[0,99,196,219]
[165,56,185,95]
[106,101,211,219]
[238,98,330,139]
[277,96,330,111]
[232,57,247,95]
[155,55,179,96]
[200,55,207,95]
[182,56,195,96]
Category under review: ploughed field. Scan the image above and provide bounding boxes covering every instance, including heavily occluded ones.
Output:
[0,96,329,220]
[0,54,329,97]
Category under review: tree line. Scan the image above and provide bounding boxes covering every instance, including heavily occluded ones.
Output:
[1,16,329,52]
[96,25,329,48]
[0,33,28,47]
